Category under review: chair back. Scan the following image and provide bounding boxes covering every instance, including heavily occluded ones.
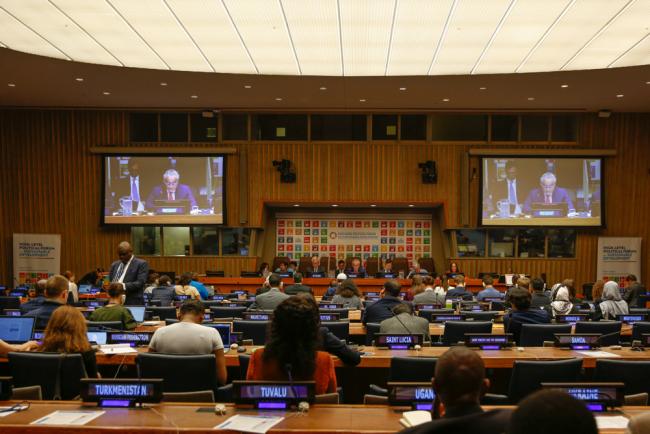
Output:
[417,309,454,322]
[417,258,435,274]
[389,357,437,382]
[210,306,248,319]
[594,360,650,396]
[391,257,409,276]
[365,258,379,276]
[442,321,492,346]
[238,354,251,380]
[232,320,270,345]
[145,306,177,321]
[365,323,381,345]
[272,256,290,271]
[632,321,650,341]
[574,321,622,346]
[8,352,87,400]
[137,353,218,394]
[322,321,350,342]
[519,324,572,347]
[461,311,499,321]
[318,308,349,319]
[298,256,311,274]
[86,321,123,331]
[508,359,583,403]
[0,296,21,312]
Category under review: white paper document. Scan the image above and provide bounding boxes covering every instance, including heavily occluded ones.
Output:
[399,410,432,428]
[575,351,621,358]
[31,410,105,426]
[0,404,29,417]
[100,344,137,354]
[595,416,629,429]
[214,414,284,433]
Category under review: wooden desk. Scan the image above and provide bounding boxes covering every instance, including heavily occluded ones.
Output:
[0,401,643,433]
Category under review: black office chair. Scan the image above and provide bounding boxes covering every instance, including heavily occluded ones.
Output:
[489,300,507,311]
[145,306,177,321]
[417,309,455,322]
[632,322,650,342]
[519,324,572,347]
[210,306,247,319]
[201,301,224,308]
[594,360,650,396]
[321,321,350,342]
[508,359,583,403]
[365,323,381,346]
[368,356,438,396]
[630,308,650,316]
[232,320,270,345]
[137,353,219,396]
[441,321,492,346]
[238,354,251,380]
[8,352,88,400]
[318,308,349,319]
[461,311,499,321]
[86,321,123,331]
[0,296,21,312]
[574,321,622,346]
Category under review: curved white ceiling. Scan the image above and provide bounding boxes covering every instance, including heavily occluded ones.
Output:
[0,0,648,76]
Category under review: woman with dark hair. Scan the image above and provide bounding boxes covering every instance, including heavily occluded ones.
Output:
[39,306,99,378]
[246,296,337,394]
[332,278,363,309]
[152,275,175,306]
[258,262,270,278]
[175,272,201,300]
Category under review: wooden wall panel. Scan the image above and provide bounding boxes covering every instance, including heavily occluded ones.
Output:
[0,110,648,289]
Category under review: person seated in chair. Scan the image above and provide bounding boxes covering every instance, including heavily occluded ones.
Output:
[150,275,175,306]
[20,279,47,314]
[379,303,430,342]
[362,280,404,325]
[306,255,325,274]
[332,278,363,310]
[446,275,474,301]
[476,275,504,302]
[284,272,313,295]
[399,347,510,434]
[89,283,137,330]
[503,287,550,345]
[26,275,69,330]
[345,257,367,277]
[149,300,227,385]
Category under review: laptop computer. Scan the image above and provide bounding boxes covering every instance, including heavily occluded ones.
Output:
[0,316,35,344]
[78,284,92,294]
[87,331,108,345]
[125,306,146,323]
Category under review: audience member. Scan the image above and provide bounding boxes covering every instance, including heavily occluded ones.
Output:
[20,279,47,314]
[175,272,201,300]
[332,278,363,309]
[151,275,175,306]
[477,275,503,301]
[413,275,445,305]
[550,286,575,318]
[590,279,605,310]
[594,281,628,320]
[503,287,550,345]
[189,272,209,300]
[38,306,99,378]
[379,303,430,342]
[27,274,69,330]
[446,275,474,301]
[529,277,551,311]
[399,347,510,434]
[144,272,159,295]
[248,274,289,310]
[149,300,227,385]
[63,270,79,304]
[562,278,581,304]
[88,283,137,330]
[284,272,313,295]
[323,279,339,299]
[362,280,404,325]
[406,275,425,301]
[508,389,597,434]
[246,296,337,394]
[77,267,104,286]
[623,274,645,308]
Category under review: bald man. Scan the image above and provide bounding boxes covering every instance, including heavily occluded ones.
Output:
[399,347,510,434]
[108,241,149,305]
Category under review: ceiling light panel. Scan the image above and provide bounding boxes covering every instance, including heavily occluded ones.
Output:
[50,0,166,69]
[223,0,298,75]
[473,0,571,74]
[165,0,256,74]
[109,0,212,71]
[387,0,453,75]
[430,0,512,75]
[280,0,341,76]
[611,32,650,67]
[0,7,64,59]
[565,0,650,70]
[339,0,395,76]
[518,0,628,73]
[0,0,118,64]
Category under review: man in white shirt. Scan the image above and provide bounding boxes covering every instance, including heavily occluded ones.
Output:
[149,300,227,385]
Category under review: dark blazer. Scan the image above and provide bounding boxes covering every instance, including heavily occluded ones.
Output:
[319,326,361,366]
[446,287,474,301]
[503,309,551,345]
[362,296,403,325]
[26,300,65,330]
[20,296,45,315]
[399,405,511,434]
[109,257,149,305]
[284,283,313,295]
[145,184,197,209]
[523,187,574,214]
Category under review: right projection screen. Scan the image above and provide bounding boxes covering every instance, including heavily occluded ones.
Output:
[480,157,603,227]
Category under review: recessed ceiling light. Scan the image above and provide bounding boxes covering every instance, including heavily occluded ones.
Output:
[479,87,487,90]
[616,94,624,98]
[293,204,300,207]
[408,204,415,207]
[331,204,339,207]
[244,85,252,89]
[190,95,198,99]
[75,77,84,82]
[561,84,569,88]
[275,97,283,101]
[527,97,535,101]
[102,91,110,95]
[442,98,450,102]
[7,83,16,87]
[160,82,167,86]
[359,98,366,102]
[319,86,327,90]
[399,87,407,91]
[370,204,377,207]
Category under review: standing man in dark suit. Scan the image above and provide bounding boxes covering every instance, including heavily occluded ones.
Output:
[145,169,197,211]
[109,241,149,305]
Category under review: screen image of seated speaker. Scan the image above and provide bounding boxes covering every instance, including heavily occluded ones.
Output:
[480,157,603,227]
[103,155,224,224]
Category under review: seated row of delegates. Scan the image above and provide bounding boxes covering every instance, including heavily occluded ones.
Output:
[174,272,202,300]
[446,275,474,300]
[88,283,137,330]
[412,275,446,305]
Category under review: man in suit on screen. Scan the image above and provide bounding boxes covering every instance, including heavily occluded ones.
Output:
[145,169,197,211]
[523,172,574,215]
[109,241,149,305]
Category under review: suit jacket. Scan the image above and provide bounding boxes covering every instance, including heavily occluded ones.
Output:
[413,290,445,305]
[145,183,197,210]
[446,287,474,301]
[399,405,511,434]
[379,312,431,341]
[362,296,403,325]
[248,288,289,310]
[319,326,361,366]
[26,300,65,330]
[109,257,149,305]
[284,283,313,295]
[523,186,574,214]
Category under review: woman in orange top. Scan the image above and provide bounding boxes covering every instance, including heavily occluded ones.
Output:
[246,295,337,395]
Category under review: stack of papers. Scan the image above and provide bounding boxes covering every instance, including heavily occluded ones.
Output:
[99,343,137,354]
[0,404,29,417]
[31,411,105,426]
[595,416,629,429]
[214,415,284,433]
[399,410,431,428]
[575,351,621,358]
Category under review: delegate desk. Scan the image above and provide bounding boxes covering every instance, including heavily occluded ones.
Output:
[0,401,644,433]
